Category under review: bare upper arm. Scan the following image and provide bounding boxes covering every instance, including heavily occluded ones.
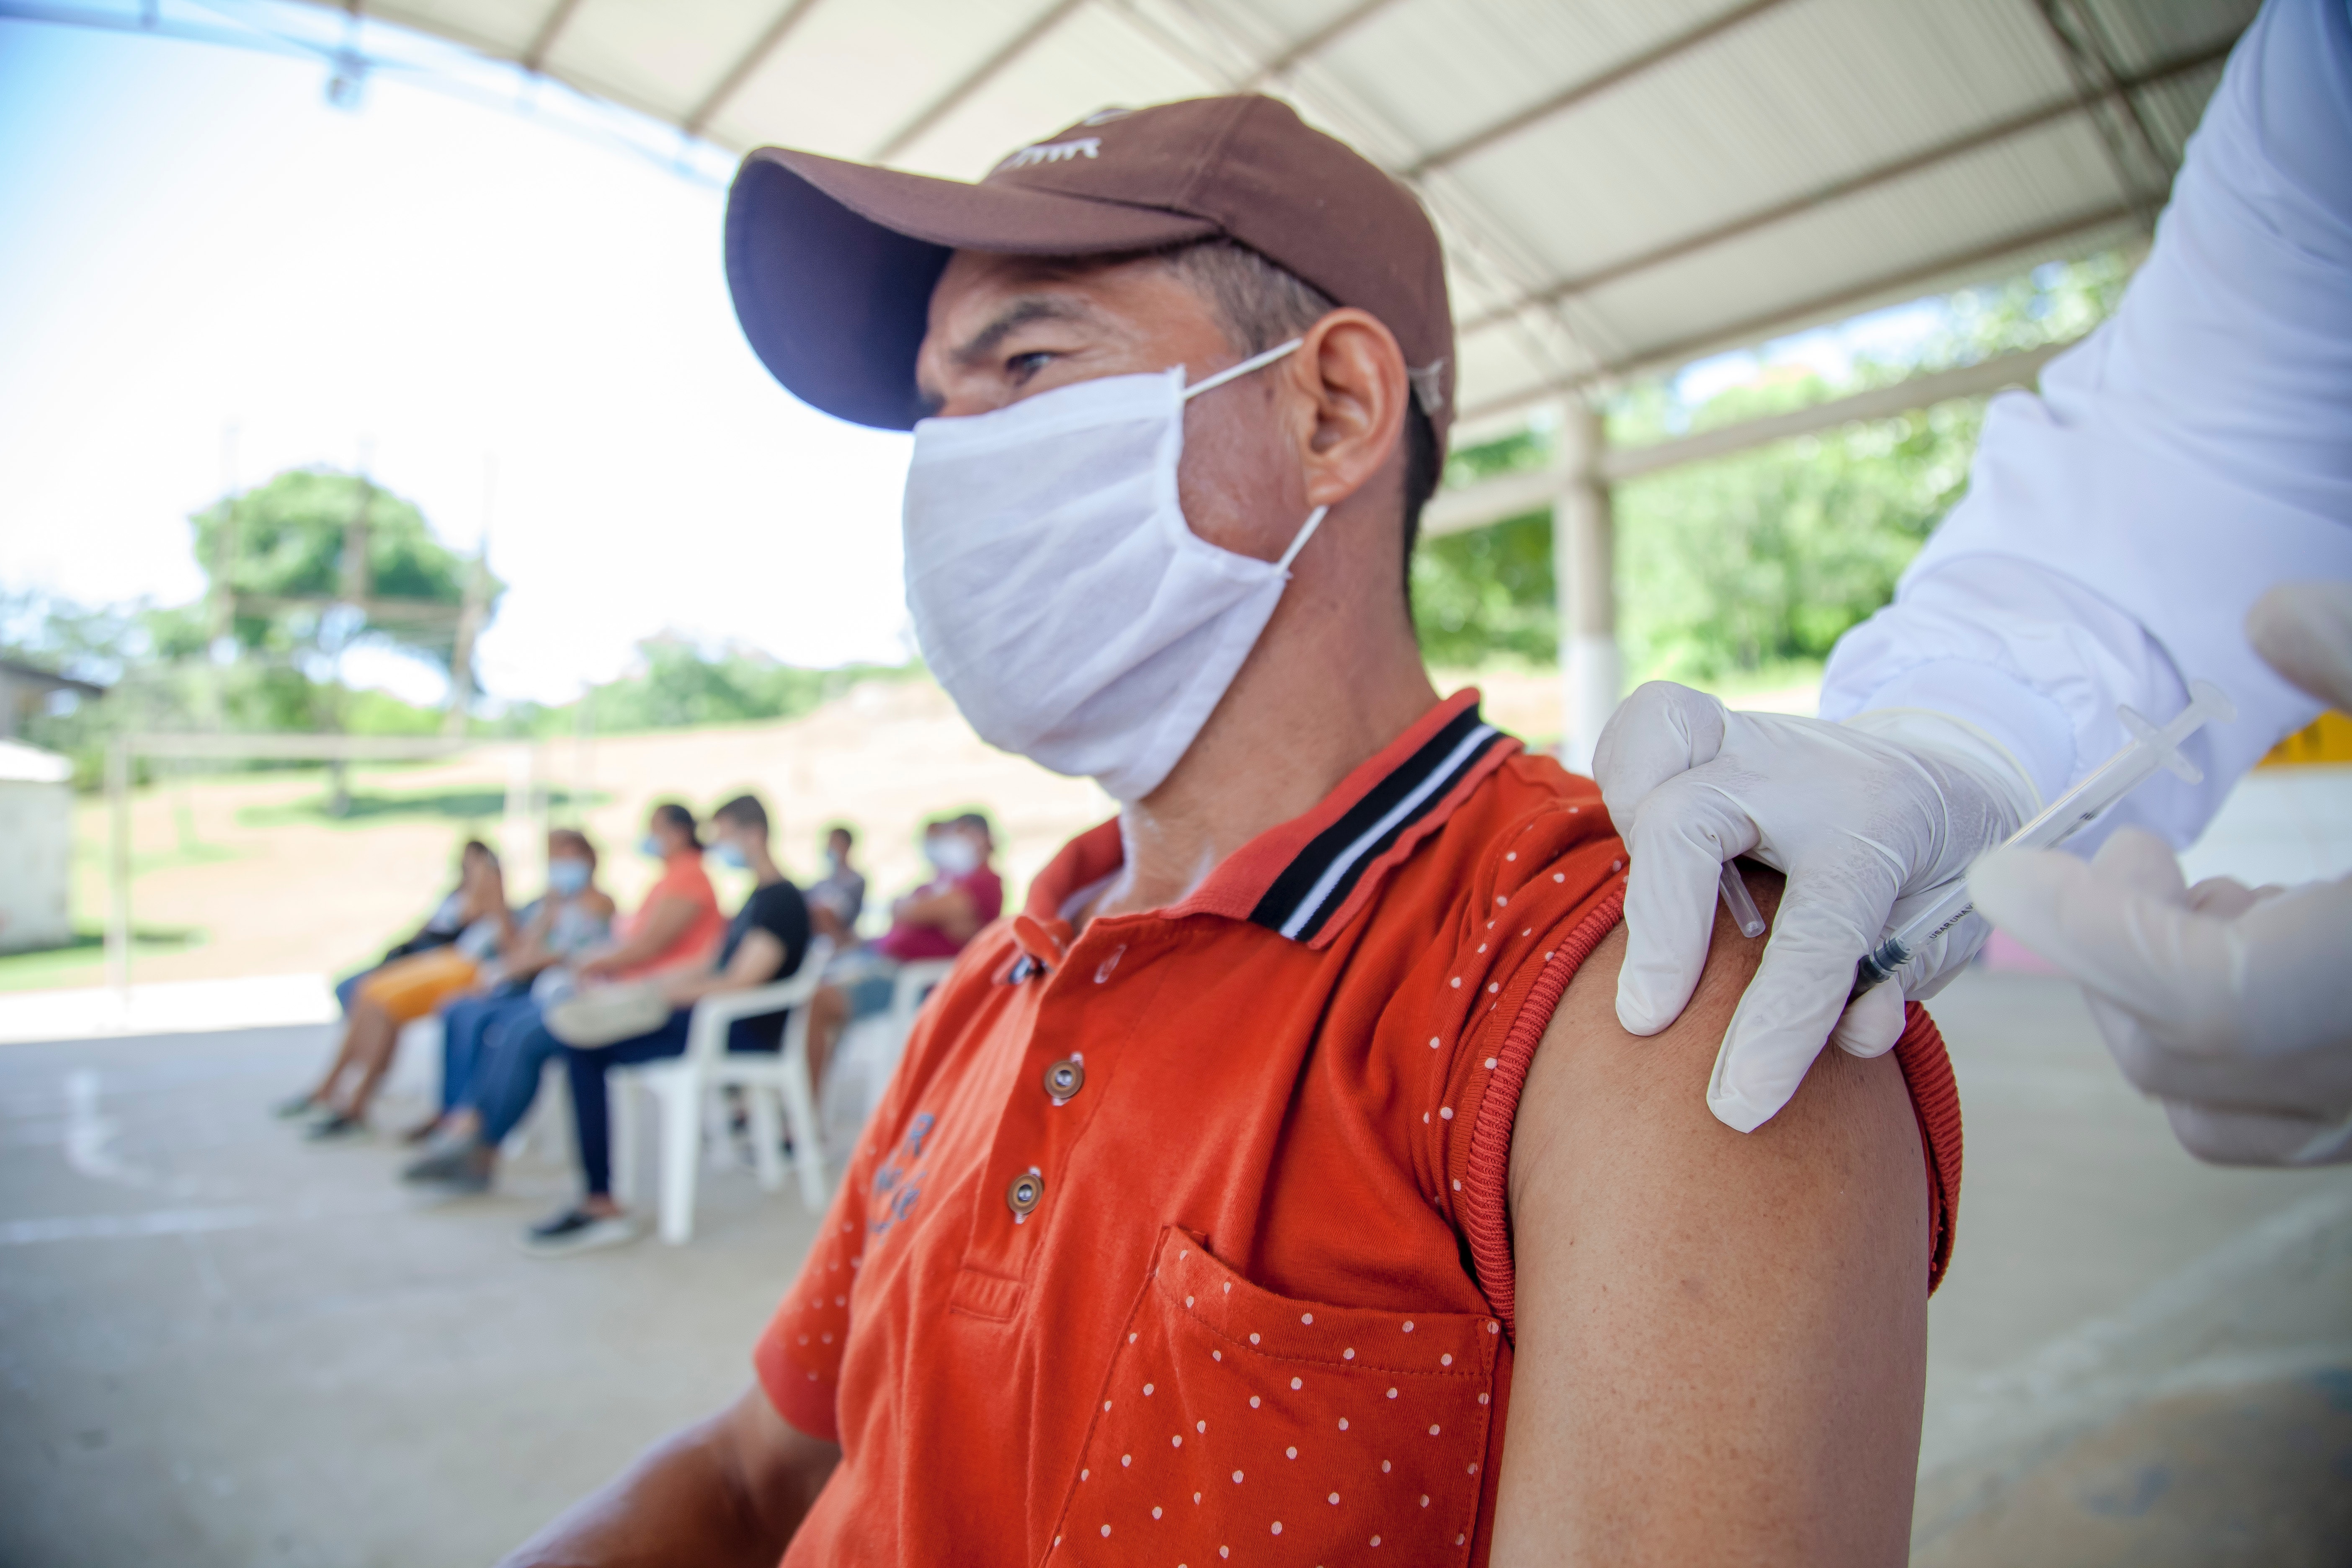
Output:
[1491,869,1927,1568]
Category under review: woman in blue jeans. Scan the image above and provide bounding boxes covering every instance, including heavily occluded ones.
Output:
[402,829,614,1144]
[405,794,811,1257]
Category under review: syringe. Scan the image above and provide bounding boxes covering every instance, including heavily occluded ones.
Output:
[1847,679,2235,995]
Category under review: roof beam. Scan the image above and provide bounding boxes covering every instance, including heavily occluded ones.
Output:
[1405,0,1796,177]
[683,0,829,138]
[869,0,1093,164]
[1423,339,2070,538]
[1243,0,1402,86]
[1454,33,2235,340]
[520,0,583,73]
[1456,199,2138,426]
[2030,0,2176,233]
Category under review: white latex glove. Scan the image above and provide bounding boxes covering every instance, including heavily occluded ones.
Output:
[1969,580,2352,1166]
[1971,831,2352,1164]
[1595,683,2033,1132]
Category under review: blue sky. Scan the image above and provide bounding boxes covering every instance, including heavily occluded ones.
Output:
[0,8,915,706]
[0,5,1949,708]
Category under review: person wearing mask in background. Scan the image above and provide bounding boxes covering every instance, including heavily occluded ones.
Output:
[804,825,866,948]
[505,93,1954,1566]
[803,812,1001,1086]
[328,839,496,1017]
[1591,0,2352,1166]
[408,795,812,1256]
[403,828,617,1147]
[279,841,511,1138]
[399,803,724,1181]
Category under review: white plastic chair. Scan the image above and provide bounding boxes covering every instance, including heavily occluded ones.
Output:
[610,938,833,1245]
[885,958,957,1046]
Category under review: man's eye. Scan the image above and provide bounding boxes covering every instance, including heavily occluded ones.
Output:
[1006,351,1055,381]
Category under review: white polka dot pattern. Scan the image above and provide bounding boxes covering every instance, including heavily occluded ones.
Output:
[1045,1227,1496,1565]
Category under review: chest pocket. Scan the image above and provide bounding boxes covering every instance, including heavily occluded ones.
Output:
[1046,1226,1499,1566]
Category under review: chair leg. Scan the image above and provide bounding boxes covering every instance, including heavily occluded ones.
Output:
[779,1043,830,1212]
[606,1074,634,1205]
[747,1085,787,1194]
[655,1074,702,1245]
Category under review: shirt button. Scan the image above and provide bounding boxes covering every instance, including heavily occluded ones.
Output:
[1006,1171,1045,1216]
[1042,1057,1086,1100]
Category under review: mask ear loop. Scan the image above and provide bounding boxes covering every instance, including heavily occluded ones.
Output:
[1274,505,1330,574]
[1181,337,1305,400]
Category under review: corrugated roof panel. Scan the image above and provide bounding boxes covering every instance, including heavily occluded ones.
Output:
[892,3,1230,180]
[1537,115,2131,380]
[706,0,1057,162]
[367,0,555,60]
[2077,0,2259,73]
[542,0,781,129]
[1304,0,1731,155]
[1430,0,2070,286]
[2132,59,2230,162]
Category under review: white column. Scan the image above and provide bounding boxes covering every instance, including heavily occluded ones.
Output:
[1553,400,1620,772]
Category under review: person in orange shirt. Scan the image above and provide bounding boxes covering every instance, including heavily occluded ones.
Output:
[506,100,1961,1567]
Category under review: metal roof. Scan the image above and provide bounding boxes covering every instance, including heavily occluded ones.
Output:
[303,0,2252,439]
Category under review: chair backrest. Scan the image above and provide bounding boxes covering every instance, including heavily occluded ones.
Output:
[887,958,959,1039]
[682,935,835,1066]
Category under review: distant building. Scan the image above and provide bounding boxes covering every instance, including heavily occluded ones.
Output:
[0,740,75,953]
[0,658,103,953]
[0,655,104,741]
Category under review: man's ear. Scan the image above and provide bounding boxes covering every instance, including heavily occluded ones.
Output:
[1290,307,1410,513]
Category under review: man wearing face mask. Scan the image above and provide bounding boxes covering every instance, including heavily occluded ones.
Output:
[505,98,1960,1567]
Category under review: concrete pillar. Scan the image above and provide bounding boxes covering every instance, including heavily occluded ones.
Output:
[1553,399,1620,772]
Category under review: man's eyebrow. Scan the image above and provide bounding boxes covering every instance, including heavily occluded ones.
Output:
[951,295,1099,368]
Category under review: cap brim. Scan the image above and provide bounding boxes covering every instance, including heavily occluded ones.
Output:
[725,149,1216,431]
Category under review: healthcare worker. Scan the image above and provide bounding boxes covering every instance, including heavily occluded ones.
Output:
[1595,0,2352,1160]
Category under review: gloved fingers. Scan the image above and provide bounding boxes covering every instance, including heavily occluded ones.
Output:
[1592,682,1727,831]
[1970,843,2242,1052]
[2185,874,2268,920]
[2088,825,2191,902]
[2246,581,2352,714]
[2087,993,2352,1117]
[1830,977,1905,1058]
[1614,765,1761,1037]
[2161,1098,2352,1168]
[1708,880,1892,1132]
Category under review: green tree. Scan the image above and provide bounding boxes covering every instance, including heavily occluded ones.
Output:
[557,635,916,735]
[1409,252,2135,681]
[188,467,498,689]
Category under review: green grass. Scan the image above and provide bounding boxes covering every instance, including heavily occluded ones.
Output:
[237,786,605,829]
[0,927,207,992]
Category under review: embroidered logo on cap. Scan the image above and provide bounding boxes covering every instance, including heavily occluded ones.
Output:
[1000,137,1102,170]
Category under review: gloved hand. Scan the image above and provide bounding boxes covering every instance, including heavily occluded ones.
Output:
[1595,683,2033,1132]
[1970,830,2352,1165]
[1969,580,2352,1166]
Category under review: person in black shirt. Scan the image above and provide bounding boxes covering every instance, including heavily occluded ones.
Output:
[413,794,811,1255]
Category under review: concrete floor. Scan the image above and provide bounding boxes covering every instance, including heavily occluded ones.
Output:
[1,972,2347,1566]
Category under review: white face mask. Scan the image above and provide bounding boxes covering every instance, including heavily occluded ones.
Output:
[903,339,1328,802]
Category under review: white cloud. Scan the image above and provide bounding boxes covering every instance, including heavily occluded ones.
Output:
[0,15,913,705]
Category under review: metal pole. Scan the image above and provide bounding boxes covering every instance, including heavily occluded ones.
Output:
[1553,400,1621,771]
[106,737,131,1003]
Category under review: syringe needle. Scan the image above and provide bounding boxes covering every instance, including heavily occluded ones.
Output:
[1718,860,1767,939]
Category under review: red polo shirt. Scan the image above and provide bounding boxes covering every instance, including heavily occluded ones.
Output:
[755,690,1961,1565]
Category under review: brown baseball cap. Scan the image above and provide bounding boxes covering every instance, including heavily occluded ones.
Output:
[723,95,1454,444]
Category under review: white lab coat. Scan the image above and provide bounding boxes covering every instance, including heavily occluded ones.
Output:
[1820,0,2352,848]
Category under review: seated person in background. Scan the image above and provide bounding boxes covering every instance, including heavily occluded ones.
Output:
[279,841,512,1137]
[408,795,811,1259]
[405,827,616,1146]
[396,802,725,1174]
[330,840,495,1016]
[805,812,1001,1084]
[804,825,866,948]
